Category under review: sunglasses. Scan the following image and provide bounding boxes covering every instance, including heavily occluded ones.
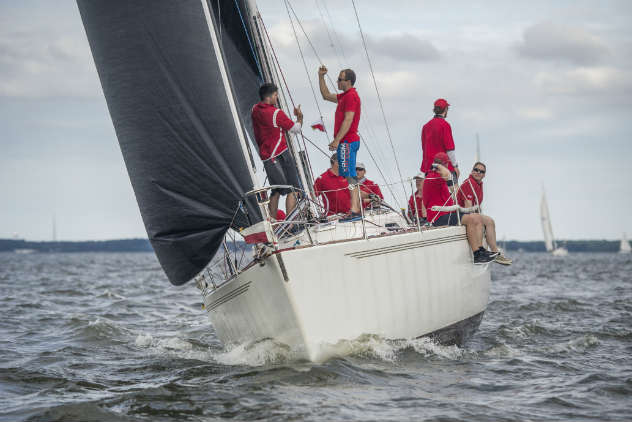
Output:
[473,168,486,174]
[355,168,365,171]
[337,78,348,82]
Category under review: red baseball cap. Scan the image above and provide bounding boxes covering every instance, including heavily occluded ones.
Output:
[434,152,450,164]
[434,98,450,108]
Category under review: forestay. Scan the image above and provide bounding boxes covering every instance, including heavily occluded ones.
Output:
[77,0,263,285]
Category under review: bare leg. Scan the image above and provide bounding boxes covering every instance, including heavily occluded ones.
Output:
[349,185,361,214]
[285,192,297,215]
[461,214,483,251]
[268,192,280,219]
[481,214,498,251]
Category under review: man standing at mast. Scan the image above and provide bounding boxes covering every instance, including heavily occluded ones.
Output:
[251,83,303,219]
[318,65,363,221]
[421,99,460,183]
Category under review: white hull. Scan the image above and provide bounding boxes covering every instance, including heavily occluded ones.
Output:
[202,225,490,362]
[552,247,568,256]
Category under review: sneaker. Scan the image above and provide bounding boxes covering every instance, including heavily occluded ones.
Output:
[339,212,363,222]
[493,252,512,266]
[473,247,495,264]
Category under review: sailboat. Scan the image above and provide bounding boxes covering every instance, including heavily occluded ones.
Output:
[620,233,631,254]
[78,0,492,362]
[540,190,568,256]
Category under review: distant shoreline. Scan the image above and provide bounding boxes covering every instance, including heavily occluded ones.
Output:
[0,238,624,253]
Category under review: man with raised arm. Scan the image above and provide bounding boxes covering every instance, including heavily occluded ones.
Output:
[424,152,498,264]
[251,83,303,219]
[421,99,460,184]
[457,162,512,265]
[318,65,363,222]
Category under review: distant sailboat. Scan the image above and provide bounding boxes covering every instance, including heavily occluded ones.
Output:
[540,190,568,256]
[620,233,631,254]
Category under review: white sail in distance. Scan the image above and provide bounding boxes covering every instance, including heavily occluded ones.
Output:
[540,191,556,252]
[620,233,631,254]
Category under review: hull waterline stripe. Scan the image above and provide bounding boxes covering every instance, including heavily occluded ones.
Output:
[346,234,467,259]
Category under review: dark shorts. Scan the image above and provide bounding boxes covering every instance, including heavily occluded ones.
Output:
[432,212,460,227]
[263,149,301,196]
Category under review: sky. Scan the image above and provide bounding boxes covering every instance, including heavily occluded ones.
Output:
[1,0,631,241]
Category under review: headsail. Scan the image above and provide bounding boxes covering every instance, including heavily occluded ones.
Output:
[540,191,556,252]
[77,0,263,285]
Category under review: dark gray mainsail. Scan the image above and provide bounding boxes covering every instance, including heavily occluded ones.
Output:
[77,0,264,285]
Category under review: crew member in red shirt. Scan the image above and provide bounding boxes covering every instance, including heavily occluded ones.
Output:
[421,99,460,184]
[313,154,351,216]
[356,162,383,209]
[457,162,484,209]
[252,83,303,219]
[457,162,512,265]
[276,209,286,221]
[424,152,498,264]
[318,65,363,221]
[408,172,426,222]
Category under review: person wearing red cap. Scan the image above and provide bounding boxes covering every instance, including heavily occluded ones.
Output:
[457,162,512,265]
[421,98,460,184]
[314,154,352,216]
[424,152,498,264]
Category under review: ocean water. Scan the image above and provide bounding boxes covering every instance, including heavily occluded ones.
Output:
[1,251,630,421]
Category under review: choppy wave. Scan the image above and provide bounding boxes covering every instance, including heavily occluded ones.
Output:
[1,251,631,421]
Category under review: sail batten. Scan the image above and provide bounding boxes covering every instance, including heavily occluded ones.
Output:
[78,0,263,285]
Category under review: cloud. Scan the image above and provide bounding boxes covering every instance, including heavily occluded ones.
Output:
[270,21,439,65]
[516,22,609,65]
[0,29,100,99]
[368,33,440,62]
[534,66,632,99]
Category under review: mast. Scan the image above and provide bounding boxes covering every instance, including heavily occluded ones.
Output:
[245,0,314,200]
[475,133,481,163]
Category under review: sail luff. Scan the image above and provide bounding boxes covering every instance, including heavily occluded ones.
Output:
[201,0,258,190]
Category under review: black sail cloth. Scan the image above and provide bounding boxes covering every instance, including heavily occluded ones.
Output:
[77,0,263,285]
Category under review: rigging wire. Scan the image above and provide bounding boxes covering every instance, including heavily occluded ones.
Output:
[284,0,338,93]
[283,0,328,138]
[314,0,342,70]
[350,0,407,203]
[232,0,264,82]
[308,0,399,205]
[259,10,318,183]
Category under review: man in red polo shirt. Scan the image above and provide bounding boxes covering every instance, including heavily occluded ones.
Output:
[314,154,351,216]
[355,162,383,209]
[318,65,362,221]
[424,152,498,264]
[408,172,426,222]
[421,98,460,183]
[252,83,303,219]
[457,162,512,265]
